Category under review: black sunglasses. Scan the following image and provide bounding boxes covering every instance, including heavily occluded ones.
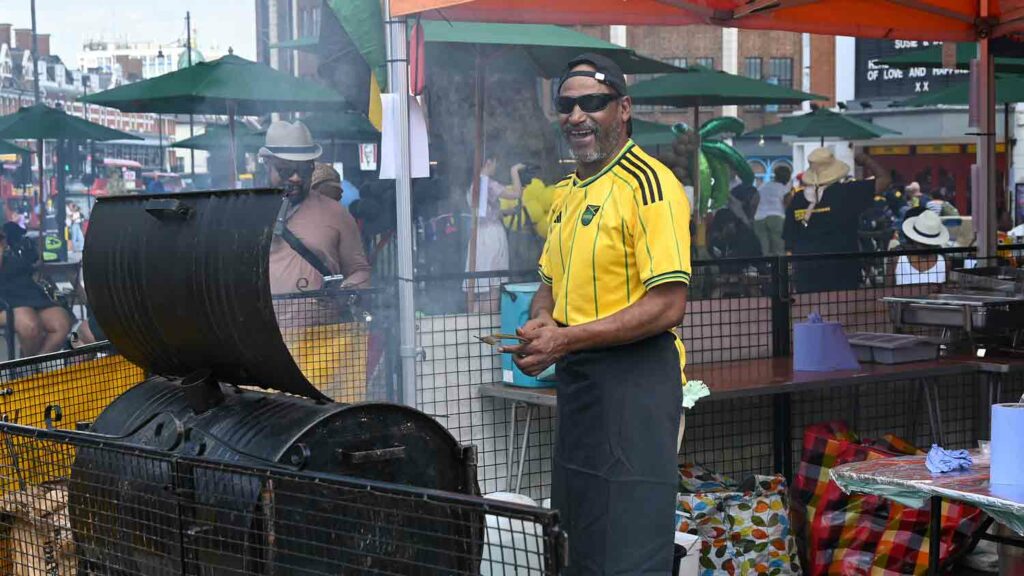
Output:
[556,93,620,115]
[269,160,313,179]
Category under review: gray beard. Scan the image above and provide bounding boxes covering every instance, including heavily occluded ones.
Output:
[566,120,624,165]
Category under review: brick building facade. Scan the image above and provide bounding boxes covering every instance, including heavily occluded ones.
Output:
[581,25,837,132]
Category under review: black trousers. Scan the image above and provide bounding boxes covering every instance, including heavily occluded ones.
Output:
[552,332,682,575]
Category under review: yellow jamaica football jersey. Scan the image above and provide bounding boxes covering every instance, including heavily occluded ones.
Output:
[538,140,692,328]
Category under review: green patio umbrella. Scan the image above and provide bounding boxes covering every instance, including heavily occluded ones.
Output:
[172,124,264,152]
[745,107,900,146]
[0,104,140,259]
[79,54,343,115]
[0,140,29,156]
[878,43,1024,73]
[0,104,141,141]
[80,54,346,183]
[631,119,676,148]
[281,20,682,74]
[630,66,825,107]
[417,20,681,74]
[630,67,824,225]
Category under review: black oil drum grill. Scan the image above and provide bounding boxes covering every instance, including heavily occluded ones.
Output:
[0,189,563,575]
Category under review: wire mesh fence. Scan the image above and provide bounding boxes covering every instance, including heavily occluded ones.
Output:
[0,343,141,433]
[272,286,397,403]
[0,424,564,575]
[412,246,1023,496]
[678,372,986,481]
[413,271,555,500]
[0,244,1019,574]
[0,341,566,575]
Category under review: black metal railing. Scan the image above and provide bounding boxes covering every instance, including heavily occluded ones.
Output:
[0,343,566,575]
[272,286,399,403]
[0,422,564,575]
[411,245,1024,496]
[0,245,1019,570]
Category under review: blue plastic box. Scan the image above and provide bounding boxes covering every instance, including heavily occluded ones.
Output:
[500,283,556,388]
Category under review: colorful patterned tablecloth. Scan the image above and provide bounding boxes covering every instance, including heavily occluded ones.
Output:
[831,452,1024,535]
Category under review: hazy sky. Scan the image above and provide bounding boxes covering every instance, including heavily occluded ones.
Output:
[3,0,257,65]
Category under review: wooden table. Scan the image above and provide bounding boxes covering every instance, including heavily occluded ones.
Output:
[479,357,979,488]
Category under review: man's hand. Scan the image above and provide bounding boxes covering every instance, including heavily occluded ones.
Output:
[502,324,572,376]
[518,314,556,339]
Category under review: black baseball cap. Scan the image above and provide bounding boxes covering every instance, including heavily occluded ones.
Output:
[558,52,629,96]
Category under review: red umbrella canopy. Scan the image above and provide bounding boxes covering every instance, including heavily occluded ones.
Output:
[391,0,1024,42]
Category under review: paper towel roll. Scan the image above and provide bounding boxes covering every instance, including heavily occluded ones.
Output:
[793,320,860,372]
[991,403,1024,486]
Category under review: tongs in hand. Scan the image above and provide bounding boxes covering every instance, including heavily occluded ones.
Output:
[475,333,527,346]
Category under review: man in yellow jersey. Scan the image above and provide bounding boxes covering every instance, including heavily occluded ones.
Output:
[504,53,691,575]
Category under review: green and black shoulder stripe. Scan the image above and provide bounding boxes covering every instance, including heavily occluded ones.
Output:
[619,150,665,206]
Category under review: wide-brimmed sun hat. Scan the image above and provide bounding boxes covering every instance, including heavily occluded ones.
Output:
[902,209,950,246]
[802,148,850,187]
[258,120,322,161]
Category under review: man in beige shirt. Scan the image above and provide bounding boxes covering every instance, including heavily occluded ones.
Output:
[260,121,371,295]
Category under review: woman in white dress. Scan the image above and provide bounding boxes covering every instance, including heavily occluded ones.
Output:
[464,158,524,312]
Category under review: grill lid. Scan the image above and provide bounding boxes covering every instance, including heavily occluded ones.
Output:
[83,189,330,401]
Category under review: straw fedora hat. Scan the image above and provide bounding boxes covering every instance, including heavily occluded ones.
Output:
[258,120,322,161]
[902,209,950,246]
[802,148,850,187]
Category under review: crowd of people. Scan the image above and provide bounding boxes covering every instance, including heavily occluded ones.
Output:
[700,147,1010,292]
[1,113,1016,358]
[455,144,984,299]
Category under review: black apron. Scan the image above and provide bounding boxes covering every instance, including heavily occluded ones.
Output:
[552,332,682,575]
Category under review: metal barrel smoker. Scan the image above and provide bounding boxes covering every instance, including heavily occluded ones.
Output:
[69,190,481,574]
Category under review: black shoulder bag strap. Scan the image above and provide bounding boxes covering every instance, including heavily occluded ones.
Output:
[279,227,333,278]
[273,200,333,278]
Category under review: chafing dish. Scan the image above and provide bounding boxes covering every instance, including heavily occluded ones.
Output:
[883,293,1024,333]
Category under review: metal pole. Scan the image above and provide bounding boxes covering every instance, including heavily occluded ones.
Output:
[83,78,95,175]
[187,11,196,180]
[1005,102,1014,228]
[30,0,40,105]
[30,0,44,249]
[978,9,997,258]
[227,103,238,186]
[466,52,484,307]
[384,0,417,408]
[157,114,164,172]
[928,496,941,576]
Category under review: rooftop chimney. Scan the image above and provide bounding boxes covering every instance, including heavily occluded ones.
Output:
[0,25,12,47]
[14,28,31,51]
[36,33,49,57]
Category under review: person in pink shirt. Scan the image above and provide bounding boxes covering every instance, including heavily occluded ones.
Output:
[259,121,371,296]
